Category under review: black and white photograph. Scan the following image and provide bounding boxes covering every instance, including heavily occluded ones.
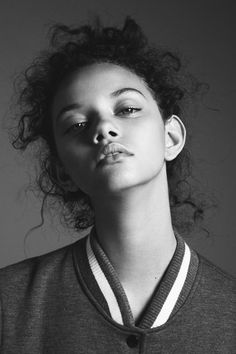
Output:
[0,0,235,352]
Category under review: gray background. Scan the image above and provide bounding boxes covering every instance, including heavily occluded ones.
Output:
[0,0,235,276]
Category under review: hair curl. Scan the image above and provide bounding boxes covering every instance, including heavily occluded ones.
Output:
[12,17,209,234]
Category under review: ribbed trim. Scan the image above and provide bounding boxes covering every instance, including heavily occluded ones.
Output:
[138,234,186,328]
[151,242,191,327]
[171,248,199,316]
[73,236,111,316]
[74,230,199,330]
[86,237,123,325]
[90,230,135,326]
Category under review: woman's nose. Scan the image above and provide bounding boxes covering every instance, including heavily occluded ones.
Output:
[92,117,120,144]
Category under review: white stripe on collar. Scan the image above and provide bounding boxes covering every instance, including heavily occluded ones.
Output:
[86,236,123,325]
[86,234,191,328]
[151,242,191,327]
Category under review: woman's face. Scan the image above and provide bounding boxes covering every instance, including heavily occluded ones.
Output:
[52,63,167,198]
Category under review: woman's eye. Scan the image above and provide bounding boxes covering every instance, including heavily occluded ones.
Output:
[118,107,141,115]
[65,122,87,134]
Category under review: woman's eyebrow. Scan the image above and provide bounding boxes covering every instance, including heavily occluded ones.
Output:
[56,103,82,121]
[111,87,146,98]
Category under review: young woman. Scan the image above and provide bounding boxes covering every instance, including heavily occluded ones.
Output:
[0,18,235,353]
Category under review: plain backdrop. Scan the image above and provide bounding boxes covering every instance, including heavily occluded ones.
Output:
[0,0,235,276]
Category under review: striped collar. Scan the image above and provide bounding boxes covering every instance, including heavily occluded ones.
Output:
[74,231,199,329]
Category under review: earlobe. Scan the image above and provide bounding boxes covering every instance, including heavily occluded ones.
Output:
[164,115,186,161]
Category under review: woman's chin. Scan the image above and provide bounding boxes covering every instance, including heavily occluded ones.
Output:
[92,173,139,196]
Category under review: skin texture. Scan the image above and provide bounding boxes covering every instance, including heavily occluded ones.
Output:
[52,63,186,320]
[53,63,166,196]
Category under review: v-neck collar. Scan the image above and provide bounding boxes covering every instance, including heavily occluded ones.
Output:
[73,230,199,329]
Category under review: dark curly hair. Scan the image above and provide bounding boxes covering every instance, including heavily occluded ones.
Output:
[11,17,210,235]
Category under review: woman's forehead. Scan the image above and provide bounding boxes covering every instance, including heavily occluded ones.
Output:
[56,62,150,98]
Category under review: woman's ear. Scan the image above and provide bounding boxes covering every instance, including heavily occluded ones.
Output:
[54,163,78,192]
[164,115,186,161]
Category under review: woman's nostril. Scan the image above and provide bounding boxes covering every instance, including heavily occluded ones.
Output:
[94,127,119,144]
[109,131,117,137]
[96,134,104,142]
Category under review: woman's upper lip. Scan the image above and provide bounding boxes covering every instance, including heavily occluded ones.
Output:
[97,142,134,163]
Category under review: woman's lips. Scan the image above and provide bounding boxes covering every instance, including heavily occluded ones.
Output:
[97,142,134,165]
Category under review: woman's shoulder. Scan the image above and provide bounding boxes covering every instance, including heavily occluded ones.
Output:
[0,236,86,287]
[196,252,235,299]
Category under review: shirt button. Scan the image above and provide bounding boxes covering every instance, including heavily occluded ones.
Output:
[126,335,139,348]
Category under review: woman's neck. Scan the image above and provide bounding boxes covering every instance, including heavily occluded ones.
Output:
[91,168,176,286]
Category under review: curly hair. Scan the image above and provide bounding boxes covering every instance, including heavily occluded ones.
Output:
[12,17,209,234]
